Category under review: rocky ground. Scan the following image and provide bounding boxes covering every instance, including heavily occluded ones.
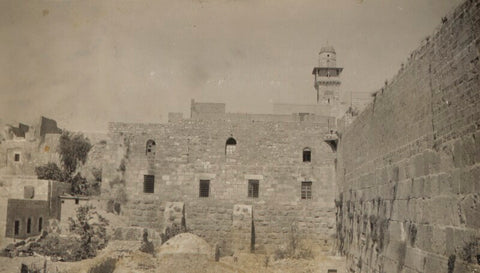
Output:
[0,233,345,273]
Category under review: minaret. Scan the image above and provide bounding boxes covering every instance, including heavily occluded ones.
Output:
[312,46,343,104]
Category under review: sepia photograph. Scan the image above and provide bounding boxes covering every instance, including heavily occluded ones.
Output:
[0,0,479,272]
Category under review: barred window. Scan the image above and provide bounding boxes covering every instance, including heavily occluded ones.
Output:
[199,180,210,197]
[144,175,155,193]
[301,181,312,200]
[14,153,20,162]
[303,148,311,162]
[248,180,259,198]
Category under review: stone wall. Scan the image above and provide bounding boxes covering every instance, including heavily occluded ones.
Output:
[335,1,480,272]
[105,114,337,254]
[5,199,49,239]
[0,134,61,176]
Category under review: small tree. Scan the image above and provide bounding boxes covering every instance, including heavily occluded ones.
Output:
[35,131,93,195]
[68,205,109,259]
[59,132,92,176]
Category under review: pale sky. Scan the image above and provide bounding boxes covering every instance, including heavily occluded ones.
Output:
[0,0,463,132]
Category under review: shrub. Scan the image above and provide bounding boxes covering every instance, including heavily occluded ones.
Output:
[68,205,109,259]
[34,233,84,261]
[35,162,67,181]
[71,173,90,195]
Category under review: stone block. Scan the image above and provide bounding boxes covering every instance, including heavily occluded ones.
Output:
[424,253,448,273]
[404,246,426,273]
[459,194,480,228]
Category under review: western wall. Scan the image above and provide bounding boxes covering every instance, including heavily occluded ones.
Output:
[335,0,480,272]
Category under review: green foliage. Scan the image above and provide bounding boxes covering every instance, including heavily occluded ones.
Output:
[71,173,90,195]
[34,233,84,261]
[35,131,93,195]
[59,131,92,175]
[35,162,67,182]
[68,205,109,259]
[33,205,109,261]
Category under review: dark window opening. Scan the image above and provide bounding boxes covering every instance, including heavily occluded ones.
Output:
[144,175,155,193]
[14,221,19,236]
[303,148,311,162]
[146,140,156,156]
[38,217,43,232]
[226,137,237,155]
[14,153,20,162]
[199,180,210,197]
[248,180,259,198]
[75,198,79,205]
[27,218,31,234]
[301,181,312,200]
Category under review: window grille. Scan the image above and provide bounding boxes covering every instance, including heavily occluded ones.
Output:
[248,180,259,198]
[144,175,155,193]
[301,181,312,200]
[199,180,210,197]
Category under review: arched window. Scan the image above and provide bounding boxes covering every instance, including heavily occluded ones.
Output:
[303,148,311,162]
[225,137,237,155]
[146,139,156,156]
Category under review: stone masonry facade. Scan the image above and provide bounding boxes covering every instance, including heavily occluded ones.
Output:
[103,105,338,254]
[335,0,480,272]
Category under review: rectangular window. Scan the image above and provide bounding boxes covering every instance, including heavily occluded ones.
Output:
[199,180,210,197]
[248,180,259,198]
[143,175,155,193]
[14,220,20,236]
[27,218,31,234]
[303,149,311,162]
[301,181,312,200]
[38,217,43,232]
[14,153,20,162]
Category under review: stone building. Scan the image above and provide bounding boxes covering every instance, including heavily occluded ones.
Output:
[0,116,62,176]
[0,176,70,246]
[0,117,69,247]
[101,48,346,254]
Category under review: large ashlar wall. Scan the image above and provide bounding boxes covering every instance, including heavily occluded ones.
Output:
[105,113,337,254]
[335,0,480,272]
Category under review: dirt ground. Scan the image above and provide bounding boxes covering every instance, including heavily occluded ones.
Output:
[0,239,345,273]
